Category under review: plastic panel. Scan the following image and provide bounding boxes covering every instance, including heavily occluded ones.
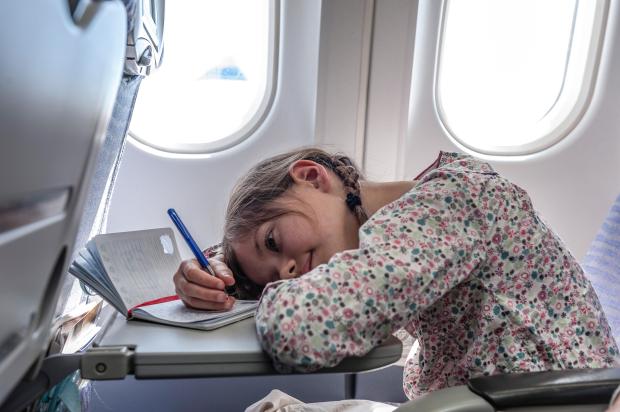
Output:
[96,315,402,378]
[0,0,126,404]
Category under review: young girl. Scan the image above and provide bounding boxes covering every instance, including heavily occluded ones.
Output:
[173,148,619,400]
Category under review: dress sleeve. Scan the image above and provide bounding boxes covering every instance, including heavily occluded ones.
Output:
[202,243,222,258]
[255,174,490,372]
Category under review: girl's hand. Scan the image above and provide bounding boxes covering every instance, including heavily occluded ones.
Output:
[173,254,236,310]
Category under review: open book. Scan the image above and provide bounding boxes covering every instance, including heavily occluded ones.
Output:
[68,228,257,331]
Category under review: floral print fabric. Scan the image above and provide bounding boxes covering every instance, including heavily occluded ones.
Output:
[255,152,619,399]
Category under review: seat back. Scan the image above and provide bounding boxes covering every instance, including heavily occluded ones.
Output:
[0,0,126,404]
[582,193,620,344]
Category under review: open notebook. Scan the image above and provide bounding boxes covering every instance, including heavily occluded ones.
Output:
[68,228,257,331]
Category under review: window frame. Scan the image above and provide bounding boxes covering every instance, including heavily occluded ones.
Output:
[128,0,280,154]
[434,0,609,156]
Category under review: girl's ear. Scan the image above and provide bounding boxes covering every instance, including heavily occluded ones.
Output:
[289,160,332,192]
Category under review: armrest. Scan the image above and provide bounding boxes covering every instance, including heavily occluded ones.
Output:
[394,368,620,412]
[393,386,494,412]
[467,368,620,408]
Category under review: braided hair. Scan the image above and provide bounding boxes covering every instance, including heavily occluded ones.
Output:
[221,147,366,299]
[304,154,368,225]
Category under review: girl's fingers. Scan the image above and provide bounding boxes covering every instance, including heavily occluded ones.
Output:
[173,257,237,310]
[180,260,226,290]
[179,276,229,302]
[210,258,236,286]
[176,286,235,311]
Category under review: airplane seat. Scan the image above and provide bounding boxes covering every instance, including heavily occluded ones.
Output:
[0,0,129,408]
[392,368,620,411]
[582,193,620,344]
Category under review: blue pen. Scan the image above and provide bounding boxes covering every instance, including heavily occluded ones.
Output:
[167,208,216,277]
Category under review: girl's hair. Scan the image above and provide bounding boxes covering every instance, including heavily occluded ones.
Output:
[222,147,366,299]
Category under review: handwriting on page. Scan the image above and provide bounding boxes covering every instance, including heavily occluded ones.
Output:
[95,230,180,310]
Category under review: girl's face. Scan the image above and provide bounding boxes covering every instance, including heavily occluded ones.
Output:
[232,162,359,286]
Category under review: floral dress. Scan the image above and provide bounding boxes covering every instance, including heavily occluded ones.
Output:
[255,152,619,399]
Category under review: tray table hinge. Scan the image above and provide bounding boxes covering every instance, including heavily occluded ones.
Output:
[81,345,135,380]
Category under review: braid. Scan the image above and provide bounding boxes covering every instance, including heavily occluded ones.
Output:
[330,155,368,225]
[305,153,368,225]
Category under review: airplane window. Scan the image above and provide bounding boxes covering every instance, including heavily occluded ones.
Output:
[129,0,277,153]
[436,0,608,155]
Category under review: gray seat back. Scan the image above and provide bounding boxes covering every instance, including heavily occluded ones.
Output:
[582,193,620,344]
[0,0,126,404]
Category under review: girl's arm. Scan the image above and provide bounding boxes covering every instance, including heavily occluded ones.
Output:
[255,172,491,372]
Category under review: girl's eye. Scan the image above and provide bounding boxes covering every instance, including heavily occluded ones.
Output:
[265,230,279,252]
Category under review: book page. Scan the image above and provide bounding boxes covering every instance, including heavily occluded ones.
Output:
[70,254,124,311]
[93,228,180,310]
[134,299,258,324]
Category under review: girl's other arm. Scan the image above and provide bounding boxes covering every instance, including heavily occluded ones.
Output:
[255,175,490,372]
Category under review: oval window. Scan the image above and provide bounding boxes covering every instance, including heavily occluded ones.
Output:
[129,0,278,153]
[436,0,608,155]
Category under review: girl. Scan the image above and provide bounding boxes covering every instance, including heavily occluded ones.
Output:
[173,148,619,399]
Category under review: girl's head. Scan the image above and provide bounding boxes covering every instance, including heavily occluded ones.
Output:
[222,147,366,299]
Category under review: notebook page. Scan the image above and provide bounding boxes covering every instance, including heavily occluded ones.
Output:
[94,228,180,310]
[77,249,108,286]
[70,255,123,310]
[134,299,258,324]
[85,240,105,275]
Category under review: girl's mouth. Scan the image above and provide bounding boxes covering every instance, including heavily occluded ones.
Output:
[303,251,313,274]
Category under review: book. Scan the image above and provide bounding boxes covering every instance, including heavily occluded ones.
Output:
[68,228,258,331]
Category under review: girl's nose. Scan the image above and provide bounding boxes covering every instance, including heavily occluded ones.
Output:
[279,258,297,280]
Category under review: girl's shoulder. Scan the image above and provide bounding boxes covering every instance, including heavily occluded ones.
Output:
[434,151,497,176]
[366,152,505,229]
[409,151,499,196]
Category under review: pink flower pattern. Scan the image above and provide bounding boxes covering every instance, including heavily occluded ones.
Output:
[255,152,619,399]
